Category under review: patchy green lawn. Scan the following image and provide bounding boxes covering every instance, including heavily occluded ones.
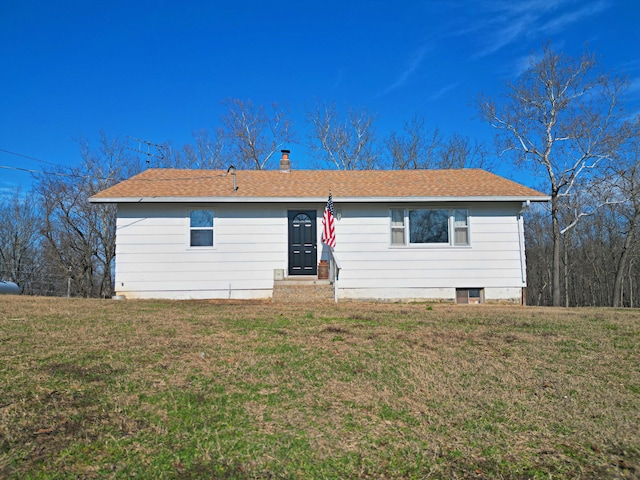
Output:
[1,297,638,478]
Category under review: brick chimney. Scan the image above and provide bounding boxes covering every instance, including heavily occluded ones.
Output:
[280,149,291,173]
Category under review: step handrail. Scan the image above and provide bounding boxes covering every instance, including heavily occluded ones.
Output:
[329,248,341,303]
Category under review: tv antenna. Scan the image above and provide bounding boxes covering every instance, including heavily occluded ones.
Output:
[127,136,166,168]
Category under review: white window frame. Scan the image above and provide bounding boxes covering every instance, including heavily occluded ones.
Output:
[188,208,215,248]
[389,207,470,247]
[453,208,470,246]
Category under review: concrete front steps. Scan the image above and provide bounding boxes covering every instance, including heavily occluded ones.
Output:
[272,276,335,303]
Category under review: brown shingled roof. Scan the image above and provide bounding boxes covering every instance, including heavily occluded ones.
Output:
[90,168,548,202]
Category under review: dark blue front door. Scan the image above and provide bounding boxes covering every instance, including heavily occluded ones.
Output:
[288,210,317,275]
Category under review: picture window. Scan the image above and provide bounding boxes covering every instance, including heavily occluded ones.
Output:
[390,208,469,246]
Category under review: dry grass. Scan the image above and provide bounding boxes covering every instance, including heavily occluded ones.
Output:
[0,296,638,479]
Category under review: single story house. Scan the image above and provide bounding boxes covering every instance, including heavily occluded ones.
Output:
[90,152,549,303]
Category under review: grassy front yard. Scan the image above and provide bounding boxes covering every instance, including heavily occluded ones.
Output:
[1,297,638,478]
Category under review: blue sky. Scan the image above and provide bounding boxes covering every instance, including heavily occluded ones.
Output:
[1,0,639,194]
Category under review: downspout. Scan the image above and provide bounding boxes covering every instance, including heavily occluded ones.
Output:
[517,200,531,285]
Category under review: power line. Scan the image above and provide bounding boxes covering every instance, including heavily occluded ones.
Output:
[0,165,43,175]
[0,164,96,180]
[0,164,232,183]
[0,145,234,184]
[0,147,68,168]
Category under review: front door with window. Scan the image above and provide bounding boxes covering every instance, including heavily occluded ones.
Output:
[288,210,317,275]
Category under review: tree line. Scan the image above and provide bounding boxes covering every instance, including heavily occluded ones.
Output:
[1,43,638,306]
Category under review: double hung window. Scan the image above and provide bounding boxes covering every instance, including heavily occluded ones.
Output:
[453,209,469,245]
[390,208,469,246]
[189,209,214,247]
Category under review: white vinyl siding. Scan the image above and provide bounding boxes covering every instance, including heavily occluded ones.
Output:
[114,203,290,299]
[112,201,526,302]
[338,203,524,299]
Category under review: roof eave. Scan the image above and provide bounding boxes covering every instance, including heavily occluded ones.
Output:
[90,195,551,204]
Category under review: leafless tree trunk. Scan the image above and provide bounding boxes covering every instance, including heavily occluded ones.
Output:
[629,259,636,308]
[610,131,640,307]
[563,232,570,307]
[36,133,140,298]
[220,99,294,170]
[478,43,629,306]
[438,133,490,169]
[385,115,440,169]
[612,212,639,307]
[384,115,490,170]
[160,129,226,169]
[524,205,553,305]
[306,103,379,170]
[0,188,40,292]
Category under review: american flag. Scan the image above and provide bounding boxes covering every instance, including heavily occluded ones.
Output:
[322,192,336,248]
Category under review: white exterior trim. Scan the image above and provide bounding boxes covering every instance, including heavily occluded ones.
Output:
[91,195,551,204]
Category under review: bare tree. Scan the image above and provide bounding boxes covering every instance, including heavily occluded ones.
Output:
[385,115,490,170]
[220,99,294,170]
[0,188,40,291]
[38,176,96,297]
[609,126,640,307]
[183,128,225,169]
[157,129,227,169]
[478,43,629,306]
[306,103,379,170]
[37,133,140,297]
[438,133,490,170]
[524,205,554,305]
[385,115,440,169]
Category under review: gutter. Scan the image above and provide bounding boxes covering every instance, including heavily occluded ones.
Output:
[89,195,551,204]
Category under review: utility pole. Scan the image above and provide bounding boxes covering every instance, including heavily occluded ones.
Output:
[127,136,166,168]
